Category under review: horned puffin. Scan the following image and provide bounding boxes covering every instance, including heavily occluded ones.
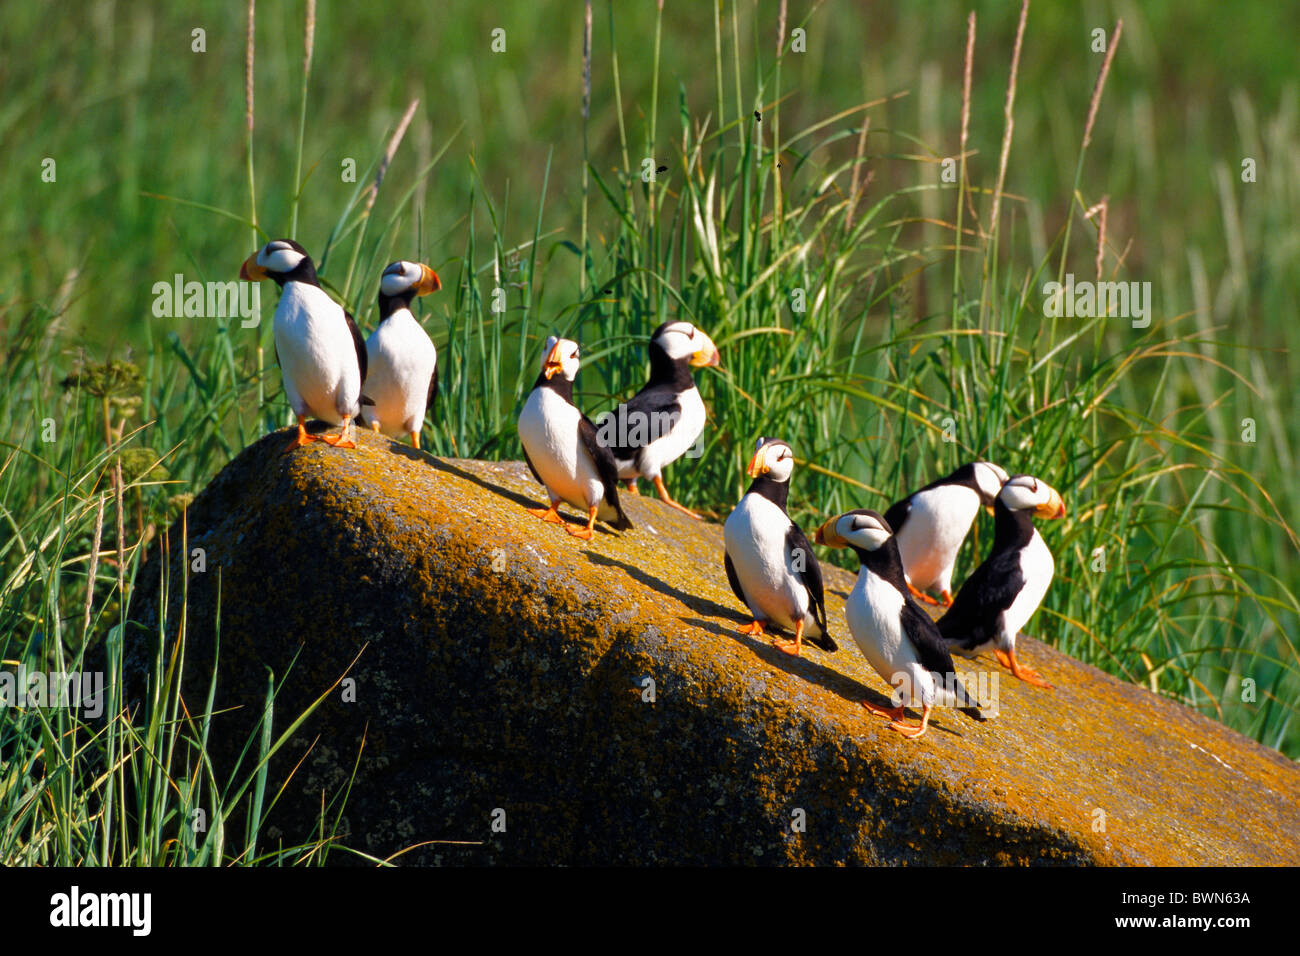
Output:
[937,474,1066,688]
[240,238,368,449]
[815,510,984,739]
[723,437,836,656]
[884,461,1010,606]
[517,336,633,541]
[359,260,442,448]
[608,320,720,519]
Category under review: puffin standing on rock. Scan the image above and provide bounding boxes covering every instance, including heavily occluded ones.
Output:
[517,336,632,541]
[359,260,442,448]
[815,510,985,740]
[608,320,720,519]
[723,437,836,656]
[883,461,1009,607]
[937,474,1066,688]
[240,238,369,449]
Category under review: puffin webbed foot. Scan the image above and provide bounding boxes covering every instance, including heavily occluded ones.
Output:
[995,648,1052,688]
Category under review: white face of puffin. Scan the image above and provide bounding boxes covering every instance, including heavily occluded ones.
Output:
[999,474,1067,519]
[380,260,442,298]
[972,460,1011,506]
[746,436,794,483]
[539,335,582,382]
[654,321,721,367]
[814,510,892,551]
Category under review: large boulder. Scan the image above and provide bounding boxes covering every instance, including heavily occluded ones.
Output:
[128,428,1300,865]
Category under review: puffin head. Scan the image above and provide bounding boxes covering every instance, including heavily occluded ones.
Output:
[379,260,442,301]
[540,335,581,382]
[999,474,1066,520]
[240,239,312,284]
[814,509,893,551]
[746,436,794,483]
[972,460,1011,511]
[650,320,720,368]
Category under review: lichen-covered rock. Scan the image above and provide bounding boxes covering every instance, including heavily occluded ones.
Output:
[128,428,1300,865]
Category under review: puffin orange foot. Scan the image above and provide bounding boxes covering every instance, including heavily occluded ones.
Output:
[740,620,766,638]
[862,700,906,721]
[526,506,565,525]
[289,421,319,449]
[907,582,942,606]
[888,705,932,739]
[773,637,801,657]
[564,524,595,541]
[996,648,1052,688]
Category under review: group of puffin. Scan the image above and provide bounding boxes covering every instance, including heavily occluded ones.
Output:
[241,238,1066,742]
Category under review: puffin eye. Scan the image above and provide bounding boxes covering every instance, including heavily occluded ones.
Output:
[571,350,579,360]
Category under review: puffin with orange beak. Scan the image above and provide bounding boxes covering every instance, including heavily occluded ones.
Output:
[937,475,1067,687]
[358,260,442,448]
[517,336,632,541]
[606,321,720,519]
[722,437,835,656]
[814,510,984,740]
[240,238,369,449]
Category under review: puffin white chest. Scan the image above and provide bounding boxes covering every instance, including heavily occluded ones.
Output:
[518,386,603,511]
[273,281,360,424]
[627,385,706,478]
[365,311,437,435]
[1003,529,1055,638]
[723,493,810,630]
[895,485,979,589]
[846,570,934,706]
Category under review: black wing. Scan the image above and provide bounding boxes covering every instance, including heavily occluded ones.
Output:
[521,445,543,485]
[345,308,368,383]
[902,598,983,714]
[610,384,682,460]
[578,414,632,529]
[882,494,912,535]
[901,599,961,676]
[936,549,1024,651]
[724,550,748,609]
[786,523,836,651]
[427,364,438,420]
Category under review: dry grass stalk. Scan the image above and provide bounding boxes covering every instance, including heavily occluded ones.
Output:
[364,98,420,216]
[989,0,1029,235]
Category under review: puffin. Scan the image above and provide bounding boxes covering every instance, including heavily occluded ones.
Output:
[723,437,836,656]
[240,238,368,449]
[884,461,1010,606]
[359,260,442,448]
[608,320,720,519]
[517,336,633,541]
[936,474,1066,688]
[815,509,984,739]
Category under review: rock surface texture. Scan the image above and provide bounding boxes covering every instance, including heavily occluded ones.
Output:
[129,428,1300,865]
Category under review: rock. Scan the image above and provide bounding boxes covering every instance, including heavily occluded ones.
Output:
[128,427,1300,865]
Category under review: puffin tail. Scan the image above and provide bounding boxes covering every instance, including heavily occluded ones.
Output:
[808,632,837,652]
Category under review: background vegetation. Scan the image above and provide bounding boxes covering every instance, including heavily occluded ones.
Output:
[2,0,1296,863]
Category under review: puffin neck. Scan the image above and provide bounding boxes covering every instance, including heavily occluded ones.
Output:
[745,474,790,510]
[378,292,417,322]
[533,372,574,402]
[856,539,908,589]
[275,259,320,288]
[991,499,1037,552]
[647,342,696,391]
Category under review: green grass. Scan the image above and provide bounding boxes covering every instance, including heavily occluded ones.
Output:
[1,1,1297,865]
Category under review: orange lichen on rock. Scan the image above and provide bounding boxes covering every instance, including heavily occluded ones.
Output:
[126,427,1300,865]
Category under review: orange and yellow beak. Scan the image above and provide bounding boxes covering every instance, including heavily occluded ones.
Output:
[690,335,721,369]
[746,445,768,478]
[416,264,441,296]
[543,340,566,379]
[239,252,267,282]
[1036,488,1067,520]
[814,517,846,548]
